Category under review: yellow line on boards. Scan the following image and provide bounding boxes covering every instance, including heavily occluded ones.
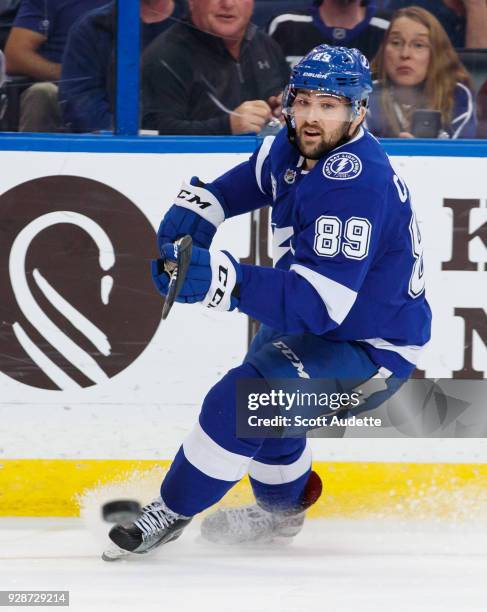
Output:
[0,459,485,518]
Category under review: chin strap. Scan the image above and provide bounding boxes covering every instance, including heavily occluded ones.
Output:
[284,114,297,147]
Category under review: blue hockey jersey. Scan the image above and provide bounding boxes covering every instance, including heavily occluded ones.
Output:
[210,127,432,376]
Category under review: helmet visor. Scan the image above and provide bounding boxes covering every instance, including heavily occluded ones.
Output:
[283,87,353,122]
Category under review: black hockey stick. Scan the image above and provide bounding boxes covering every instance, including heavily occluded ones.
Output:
[161,235,193,320]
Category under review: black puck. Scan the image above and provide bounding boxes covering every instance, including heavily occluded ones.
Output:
[102,500,141,523]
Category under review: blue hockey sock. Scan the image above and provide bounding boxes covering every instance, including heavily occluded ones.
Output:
[248,438,312,512]
[249,469,311,513]
[160,363,263,516]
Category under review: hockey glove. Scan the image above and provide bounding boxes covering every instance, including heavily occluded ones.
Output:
[157,177,227,252]
[152,243,241,311]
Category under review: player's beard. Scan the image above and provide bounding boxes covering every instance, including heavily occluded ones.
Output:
[294,121,353,160]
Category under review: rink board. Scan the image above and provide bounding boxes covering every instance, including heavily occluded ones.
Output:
[1,459,486,519]
[0,143,485,516]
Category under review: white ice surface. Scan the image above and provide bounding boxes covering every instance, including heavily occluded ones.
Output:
[1,517,486,612]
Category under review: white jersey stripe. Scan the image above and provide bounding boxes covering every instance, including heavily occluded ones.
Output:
[249,443,312,485]
[291,264,357,325]
[255,136,275,195]
[268,13,313,37]
[358,337,426,365]
[370,16,390,30]
[452,83,473,140]
[183,422,251,481]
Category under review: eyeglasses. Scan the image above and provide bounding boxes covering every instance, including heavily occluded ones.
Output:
[387,38,431,54]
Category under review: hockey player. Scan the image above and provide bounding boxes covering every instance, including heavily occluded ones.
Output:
[103,44,431,560]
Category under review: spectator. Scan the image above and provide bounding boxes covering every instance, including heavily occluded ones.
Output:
[387,1,487,48]
[0,0,19,50]
[367,6,475,138]
[142,0,290,135]
[141,0,184,48]
[268,0,390,68]
[4,0,106,132]
[59,0,183,133]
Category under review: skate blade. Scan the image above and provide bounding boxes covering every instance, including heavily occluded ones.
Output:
[198,534,291,547]
[102,544,133,562]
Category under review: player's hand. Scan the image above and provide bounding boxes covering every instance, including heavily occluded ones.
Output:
[152,244,241,311]
[230,100,272,134]
[157,177,226,253]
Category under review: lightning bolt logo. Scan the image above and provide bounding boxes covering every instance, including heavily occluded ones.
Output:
[324,153,362,181]
[335,158,350,174]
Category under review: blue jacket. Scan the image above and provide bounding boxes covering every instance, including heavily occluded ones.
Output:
[59,2,113,131]
[59,1,182,132]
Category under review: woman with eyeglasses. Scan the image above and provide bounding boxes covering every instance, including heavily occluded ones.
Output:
[366,6,476,139]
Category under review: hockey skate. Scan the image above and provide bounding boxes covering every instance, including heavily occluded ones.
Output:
[201,471,322,545]
[201,503,306,545]
[102,497,192,561]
